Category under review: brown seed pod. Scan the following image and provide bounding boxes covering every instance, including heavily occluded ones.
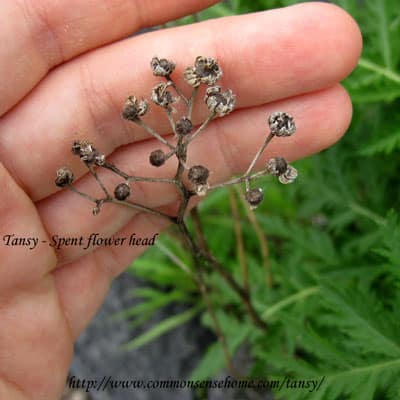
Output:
[114,183,131,201]
[55,167,74,187]
[188,165,209,185]
[245,188,264,209]
[149,150,166,167]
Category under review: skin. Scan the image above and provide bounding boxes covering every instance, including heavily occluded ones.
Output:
[0,1,362,399]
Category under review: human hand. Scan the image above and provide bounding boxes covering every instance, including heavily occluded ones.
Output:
[0,1,361,398]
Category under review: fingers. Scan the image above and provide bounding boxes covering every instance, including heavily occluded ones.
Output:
[0,0,219,115]
[38,84,352,265]
[54,211,170,338]
[0,2,362,201]
[0,162,68,399]
[0,162,57,293]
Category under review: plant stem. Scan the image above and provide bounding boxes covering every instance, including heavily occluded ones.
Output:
[244,133,275,190]
[228,188,249,293]
[188,87,199,120]
[186,113,215,144]
[135,119,175,150]
[167,78,189,105]
[235,185,272,288]
[190,207,209,253]
[208,169,271,191]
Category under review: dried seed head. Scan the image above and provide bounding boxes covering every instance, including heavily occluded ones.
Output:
[278,165,298,184]
[175,117,193,136]
[79,141,96,164]
[205,86,235,117]
[268,112,296,137]
[122,96,148,121]
[55,167,74,187]
[245,188,264,210]
[184,56,223,87]
[71,141,81,155]
[188,165,209,185]
[149,149,166,167]
[94,153,106,166]
[151,83,176,109]
[150,57,176,77]
[266,157,288,176]
[114,182,131,200]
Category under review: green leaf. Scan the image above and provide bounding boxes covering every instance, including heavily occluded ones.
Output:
[122,307,199,351]
[190,322,252,380]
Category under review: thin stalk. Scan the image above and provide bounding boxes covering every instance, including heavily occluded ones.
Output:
[135,119,175,150]
[208,169,270,191]
[166,109,177,135]
[88,164,111,199]
[188,87,199,120]
[244,132,275,190]
[67,185,98,203]
[235,185,272,288]
[186,113,215,144]
[167,78,189,105]
[102,162,176,185]
[110,199,175,222]
[177,220,236,375]
[190,207,209,253]
[228,188,249,293]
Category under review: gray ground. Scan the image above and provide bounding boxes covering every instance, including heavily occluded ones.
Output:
[64,273,272,400]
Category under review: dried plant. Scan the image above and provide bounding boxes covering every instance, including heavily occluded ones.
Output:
[55,55,298,372]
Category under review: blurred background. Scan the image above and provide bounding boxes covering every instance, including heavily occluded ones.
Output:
[65,1,400,399]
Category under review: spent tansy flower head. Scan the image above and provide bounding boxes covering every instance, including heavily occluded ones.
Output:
[151,83,176,110]
[122,96,148,121]
[184,56,223,87]
[268,111,296,137]
[56,55,298,223]
[205,86,236,117]
[55,167,74,187]
[150,57,176,77]
[245,188,264,210]
[278,165,298,184]
[266,157,288,176]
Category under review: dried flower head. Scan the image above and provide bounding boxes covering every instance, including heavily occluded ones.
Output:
[188,165,209,185]
[175,117,193,136]
[122,96,149,121]
[268,112,296,137]
[71,140,106,166]
[266,157,288,176]
[149,149,166,167]
[184,56,223,87]
[79,141,97,164]
[55,167,74,187]
[114,182,131,200]
[71,140,82,155]
[151,83,176,110]
[94,153,106,166]
[150,57,176,77]
[245,188,264,210]
[205,86,235,117]
[278,165,298,184]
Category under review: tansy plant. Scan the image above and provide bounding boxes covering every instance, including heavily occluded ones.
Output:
[55,56,298,370]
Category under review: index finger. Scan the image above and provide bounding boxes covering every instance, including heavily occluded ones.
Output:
[0,0,219,115]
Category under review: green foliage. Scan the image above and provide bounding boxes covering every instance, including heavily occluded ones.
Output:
[124,1,400,399]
